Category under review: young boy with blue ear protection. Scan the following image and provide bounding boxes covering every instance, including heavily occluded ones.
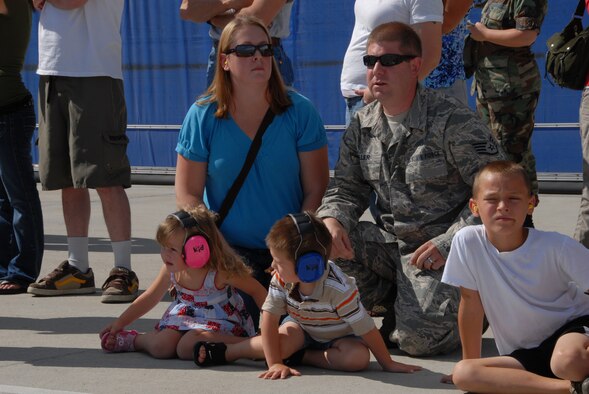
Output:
[193,212,421,379]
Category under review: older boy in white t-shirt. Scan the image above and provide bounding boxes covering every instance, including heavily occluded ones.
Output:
[442,161,589,394]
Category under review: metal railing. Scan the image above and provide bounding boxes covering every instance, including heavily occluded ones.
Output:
[39,123,580,193]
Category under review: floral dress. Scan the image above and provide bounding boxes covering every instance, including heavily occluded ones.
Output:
[157,270,255,337]
[424,18,468,89]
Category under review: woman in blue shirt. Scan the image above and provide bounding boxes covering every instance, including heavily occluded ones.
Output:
[175,15,329,328]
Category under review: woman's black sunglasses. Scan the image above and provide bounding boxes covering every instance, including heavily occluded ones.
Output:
[363,54,416,68]
[225,44,274,58]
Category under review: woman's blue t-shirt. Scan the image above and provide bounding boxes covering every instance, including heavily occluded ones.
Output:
[176,91,327,249]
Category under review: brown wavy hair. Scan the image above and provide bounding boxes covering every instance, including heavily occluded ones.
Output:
[199,15,291,118]
[156,205,251,278]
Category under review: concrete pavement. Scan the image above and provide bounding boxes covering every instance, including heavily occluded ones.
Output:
[0,185,582,394]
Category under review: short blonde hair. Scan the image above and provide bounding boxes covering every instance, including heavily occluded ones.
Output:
[472,161,533,197]
[156,205,251,278]
[199,15,291,118]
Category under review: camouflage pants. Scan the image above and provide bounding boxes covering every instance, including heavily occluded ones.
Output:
[336,222,460,356]
[476,92,540,195]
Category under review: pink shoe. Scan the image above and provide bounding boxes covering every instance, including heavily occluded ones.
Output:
[101,330,138,353]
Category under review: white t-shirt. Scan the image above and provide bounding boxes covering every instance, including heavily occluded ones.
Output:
[443,225,589,355]
[37,0,124,79]
[340,0,443,98]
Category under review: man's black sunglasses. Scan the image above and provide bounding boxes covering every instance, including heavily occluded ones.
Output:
[224,44,274,57]
[363,54,416,68]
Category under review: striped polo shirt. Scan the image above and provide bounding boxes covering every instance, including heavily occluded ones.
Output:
[262,261,375,342]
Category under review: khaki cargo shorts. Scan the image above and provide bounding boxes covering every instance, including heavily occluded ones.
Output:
[38,76,131,190]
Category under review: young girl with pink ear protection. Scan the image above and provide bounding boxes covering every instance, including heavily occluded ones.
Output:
[99,205,267,360]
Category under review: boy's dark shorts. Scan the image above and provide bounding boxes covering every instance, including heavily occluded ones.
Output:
[38,76,131,190]
[508,315,589,378]
[281,316,361,350]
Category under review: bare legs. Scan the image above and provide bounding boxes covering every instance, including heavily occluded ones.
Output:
[196,322,372,372]
[62,186,130,241]
[453,356,570,394]
[551,332,589,382]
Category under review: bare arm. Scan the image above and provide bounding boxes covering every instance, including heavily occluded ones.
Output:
[179,0,252,23]
[226,274,268,309]
[210,0,285,30]
[237,0,286,26]
[298,147,329,212]
[46,0,87,9]
[258,311,301,379]
[32,0,45,10]
[362,327,422,373]
[467,22,539,47]
[442,0,473,34]
[458,286,484,360]
[441,286,485,385]
[100,266,170,336]
[174,154,207,210]
[0,0,7,15]
[413,21,442,81]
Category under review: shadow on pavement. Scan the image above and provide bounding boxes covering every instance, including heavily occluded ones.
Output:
[44,234,160,254]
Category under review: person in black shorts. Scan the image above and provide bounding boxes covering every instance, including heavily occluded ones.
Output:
[442,161,589,393]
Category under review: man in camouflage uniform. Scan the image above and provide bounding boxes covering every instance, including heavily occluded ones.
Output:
[316,22,505,356]
[468,0,547,196]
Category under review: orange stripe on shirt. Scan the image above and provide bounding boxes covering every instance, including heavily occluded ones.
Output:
[275,273,286,288]
[335,289,358,311]
[289,310,341,322]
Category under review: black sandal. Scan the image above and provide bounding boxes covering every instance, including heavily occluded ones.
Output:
[193,341,227,368]
[0,280,27,295]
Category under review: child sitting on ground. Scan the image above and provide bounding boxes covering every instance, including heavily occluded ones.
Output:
[99,206,267,359]
[442,161,589,393]
[193,212,421,378]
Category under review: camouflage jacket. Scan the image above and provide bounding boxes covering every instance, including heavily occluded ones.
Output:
[474,0,547,99]
[317,86,506,258]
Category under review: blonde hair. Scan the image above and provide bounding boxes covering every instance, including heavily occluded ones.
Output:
[199,15,292,118]
[156,205,251,278]
[472,161,533,197]
[266,211,332,263]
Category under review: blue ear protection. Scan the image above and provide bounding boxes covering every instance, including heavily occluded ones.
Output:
[168,211,211,269]
[288,213,327,283]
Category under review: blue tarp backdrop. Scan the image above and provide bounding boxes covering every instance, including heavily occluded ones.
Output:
[22,0,586,173]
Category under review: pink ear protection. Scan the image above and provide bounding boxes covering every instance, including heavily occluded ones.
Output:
[168,211,211,269]
[183,234,210,268]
